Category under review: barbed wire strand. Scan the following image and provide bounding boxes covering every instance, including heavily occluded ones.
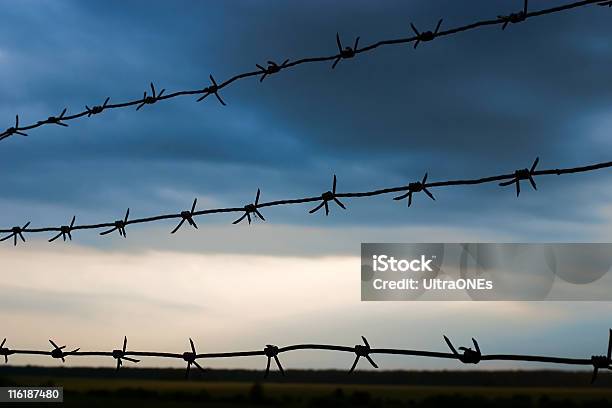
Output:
[1,156,611,241]
[1,330,611,383]
[0,0,609,142]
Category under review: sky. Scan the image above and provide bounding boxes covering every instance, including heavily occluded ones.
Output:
[1,0,612,371]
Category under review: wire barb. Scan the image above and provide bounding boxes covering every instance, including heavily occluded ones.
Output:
[183,338,205,379]
[444,335,481,364]
[197,75,226,106]
[410,19,443,48]
[39,108,68,127]
[1,115,27,140]
[499,157,540,196]
[49,339,79,363]
[332,33,359,69]
[112,336,140,371]
[393,173,435,207]
[136,82,165,111]
[49,216,76,242]
[263,345,285,378]
[100,208,130,238]
[0,221,30,246]
[86,97,110,117]
[0,338,11,364]
[590,329,612,383]
[349,336,378,373]
[171,198,199,234]
[309,175,346,216]
[256,60,290,82]
[499,0,529,30]
[233,189,265,225]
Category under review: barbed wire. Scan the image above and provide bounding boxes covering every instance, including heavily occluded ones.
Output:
[1,330,611,383]
[0,0,609,142]
[1,156,612,243]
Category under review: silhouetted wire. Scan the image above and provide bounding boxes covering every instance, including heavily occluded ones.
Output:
[0,0,607,142]
[1,330,611,382]
[1,0,609,388]
[0,0,608,388]
[2,157,612,243]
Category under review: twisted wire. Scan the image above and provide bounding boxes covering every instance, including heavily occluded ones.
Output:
[1,330,611,383]
[0,0,609,142]
[1,156,611,243]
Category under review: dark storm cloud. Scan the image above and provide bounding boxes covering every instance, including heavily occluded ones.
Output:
[1,0,612,238]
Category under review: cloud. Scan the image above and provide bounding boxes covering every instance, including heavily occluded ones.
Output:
[0,0,612,237]
[0,0,611,371]
[1,244,611,369]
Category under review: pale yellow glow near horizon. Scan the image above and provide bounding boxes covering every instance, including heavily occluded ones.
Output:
[0,243,609,370]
